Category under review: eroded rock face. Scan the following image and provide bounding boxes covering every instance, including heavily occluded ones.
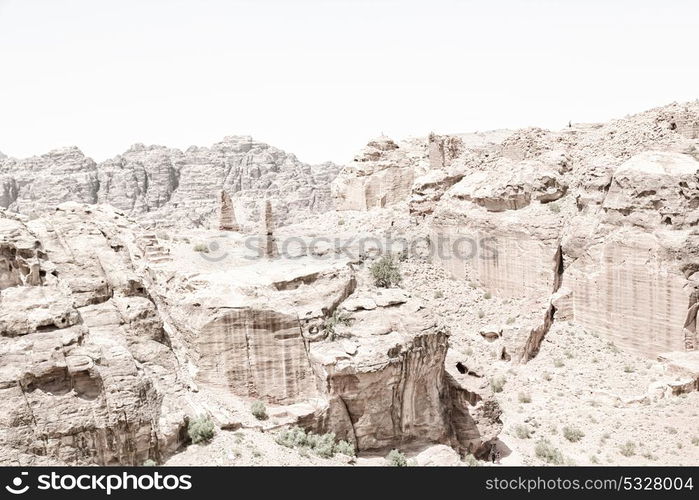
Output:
[0,137,339,229]
[332,136,425,211]
[306,289,502,454]
[0,205,189,465]
[422,102,699,359]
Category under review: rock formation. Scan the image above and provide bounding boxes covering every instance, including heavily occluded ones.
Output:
[0,137,339,229]
[261,200,278,258]
[3,100,699,467]
[331,136,427,211]
[0,204,189,465]
[218,191,240,231]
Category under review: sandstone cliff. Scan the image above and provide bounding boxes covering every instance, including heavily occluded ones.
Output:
[332,101,699,360]
[0,137,339,229]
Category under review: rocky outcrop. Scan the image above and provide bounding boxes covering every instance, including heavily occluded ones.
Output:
[0,204,190,465]
[332,136,426,211]
[218,191,240,232]
[564,152,699,356]
[425,102,699,360]
[0,137,339,229]
[305,288,502,454]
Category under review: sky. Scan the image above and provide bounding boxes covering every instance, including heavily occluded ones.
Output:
[0,0,697,164]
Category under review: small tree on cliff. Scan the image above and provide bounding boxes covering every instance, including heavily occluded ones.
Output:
[370,255,402,288]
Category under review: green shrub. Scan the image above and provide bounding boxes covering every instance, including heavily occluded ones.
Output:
[464,454,479,466]
[274,427,353,458]
[193,243,209,253]
[338,218,345,226]
[535,439,564,464]
[323,309,353,341]
[554,358,565,368]
[518,392,532,403]
[477,309,485,319]
[313,432,337,458]
[334,440,356,457]
[490,374,506,393]
[370,255,402,288]
[143,459,156,466]
[434,290,444,299]
[548,203,561,213]
[483,291,492,299]
[275,427,309,448]
[506,316,516,325]
[188,415,215,444]
[562,426,584,442]
[514,424,532,439]
[251,400,268,420]
[385,449,408,467]
[619,441,636,457]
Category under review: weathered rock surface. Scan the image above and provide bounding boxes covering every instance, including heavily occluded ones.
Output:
[0,204,189,465]
[0,137,339,229]
[361,102,699,360]
[332,136,426,211]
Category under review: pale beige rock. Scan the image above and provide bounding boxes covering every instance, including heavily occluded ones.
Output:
[218,191,240,231]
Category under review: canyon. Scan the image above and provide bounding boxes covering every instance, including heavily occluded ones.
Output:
[1,101,698,466]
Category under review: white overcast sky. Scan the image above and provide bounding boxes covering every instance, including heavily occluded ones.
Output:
[0,0,697,164]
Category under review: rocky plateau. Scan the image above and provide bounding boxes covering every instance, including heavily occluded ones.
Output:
[1,101,699,466]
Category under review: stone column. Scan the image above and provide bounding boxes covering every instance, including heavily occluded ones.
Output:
[261,200,278,258]
[219,191,240,231]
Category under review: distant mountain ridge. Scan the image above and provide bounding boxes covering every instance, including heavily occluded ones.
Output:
[0,136,339,228]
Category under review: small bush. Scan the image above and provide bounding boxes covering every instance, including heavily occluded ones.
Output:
[274,427,353,458]
[188,415,215,444]
[477,309,485,319]
[490,374,506,393]
[275,427,308,448]
[385,449,408,467]
[692,436,699,446]
[518,392,532,404]
[251,400,268,420]
[554,359,565,368]
[483,291,492,300]
[313,432,337,458]
[338,218,345,226]
[464,454,480,466]
[323,309,353,341]
[334,440,356,457]
[542,372,552,381]
[548,203,561,213]
[562,426,584,443]
[619,441,636,457]
[143,459,156,466]
[193,243,209,253]
[535,439,564,465]
[514,424,532,439]
[434,290,444,299]
[369,255,402,288]
[624,364,635,373]
[506,316,516,325]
